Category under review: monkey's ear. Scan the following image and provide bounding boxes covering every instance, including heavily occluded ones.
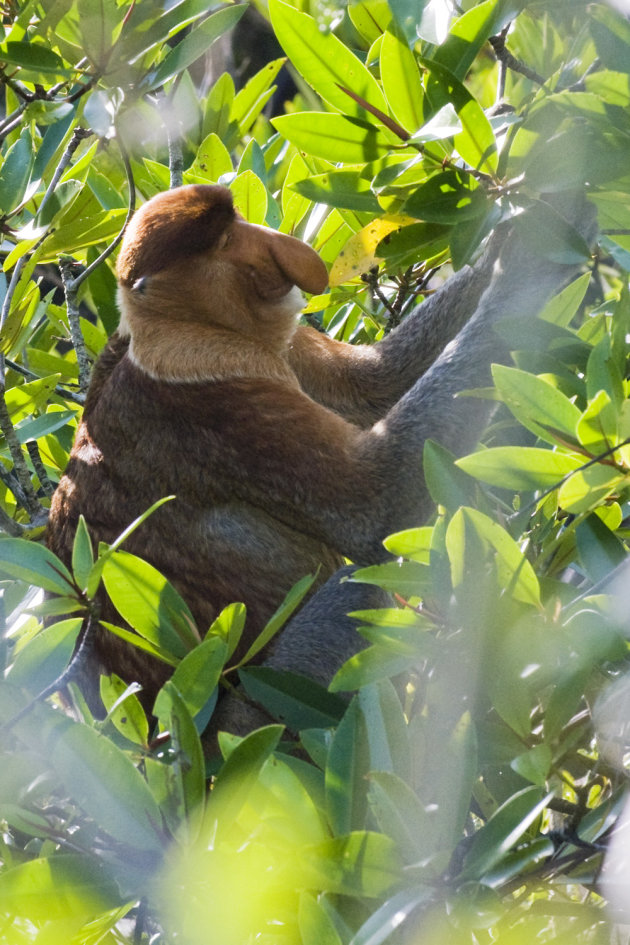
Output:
[266,227,328,295]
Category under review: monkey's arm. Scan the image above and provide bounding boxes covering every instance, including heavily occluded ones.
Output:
[186,230,587,563]
[288,235,501,426]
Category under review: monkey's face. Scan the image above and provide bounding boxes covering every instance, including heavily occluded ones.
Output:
[116,185,328,343]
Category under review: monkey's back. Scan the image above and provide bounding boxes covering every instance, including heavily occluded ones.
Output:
[47,334,343,702]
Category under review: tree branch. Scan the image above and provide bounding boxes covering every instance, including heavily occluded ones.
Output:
[26,441,55,497]
[488,31,547,87]
[0,400,47,523]
[38,127,93,221]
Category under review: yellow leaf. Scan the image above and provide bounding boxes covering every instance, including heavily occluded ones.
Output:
[329,215,414,286]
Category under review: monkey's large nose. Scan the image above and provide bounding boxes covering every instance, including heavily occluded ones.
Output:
[241,220,329,295]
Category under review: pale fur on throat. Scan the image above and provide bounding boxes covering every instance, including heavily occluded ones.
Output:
[116,286,304,386]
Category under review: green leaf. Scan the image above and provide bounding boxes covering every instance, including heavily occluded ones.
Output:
[77,0,118,68]
[230,171,268,225]
[539,272,591,328]
[0,855,122,921]
[72,515,94,592]
[492,363,582,446]
[577,390,618,455]
[148,6,247,89]
[301,831,401,897]
[380,29,424,133]
[202,70,236,141]
[100,621,179,667]
[114,0,217,64]
[510,745,552,786]
[450,202,502,270]
[169,636,228,719]
[100,674,149,747]
[585,69,630,106]
[558,464,627,515]
[350,1,393,44]
[190,132,233,182]
[269,0,389,118]
[376,220,450,268]
[50,720,164,852]
[8,619,82,693]
[0,538,75,595]
[0,41,71,76]
[235,571,316,667]
[326,699,369,834]
[544,669,590,741]
[513,201,592,264]
[403,169,486,223]
[433,0,522,80]
[359,680,411,779]
[424,438,478,510]
[368,771,433,863]
[15,408,77,444]
[153,681,205,841]
[4,374,61,424]
[350,560,431,596]
[456,446,582,491]
[350,890,433,945]
[292,169,382,213]
[40,208,128,261]
[383,526,433,562]
[461,787,551,881]
[206,602,246,660]
[446,507,541,607]
[239,667,347,731]
[330,645,420,691]
[272,112,395,164]
[106,495,176,555]
[0,128,34,214]
[586,334,624,408]
[590,4,630,73]
[298,892,343,945]
[205,725,283,834]
[101,550,198,660]
[454,98,498,174]
[232,57,286,135]
[576,513,628,584]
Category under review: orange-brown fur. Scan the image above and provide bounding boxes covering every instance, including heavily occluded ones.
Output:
[47,184,585,709]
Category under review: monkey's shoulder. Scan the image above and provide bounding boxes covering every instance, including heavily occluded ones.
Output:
[90,352,354,440]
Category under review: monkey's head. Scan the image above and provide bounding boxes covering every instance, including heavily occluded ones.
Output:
[116,185,328,356]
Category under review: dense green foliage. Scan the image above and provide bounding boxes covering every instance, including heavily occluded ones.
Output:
[1,0,630,942]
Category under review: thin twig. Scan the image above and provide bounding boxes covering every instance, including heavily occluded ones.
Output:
[69,133,136,289]
[0,101,27,140]
[495,26,508,104]
[26,441,55,497]
[0,613,97,738]
[488,32,546,87]
[0,465,32,515]
[159,89,184,188]
[59,257,92,394]
[0,504,26,536]
[0,399,46,521]
[38,127,93,221]
[5,359,85,405]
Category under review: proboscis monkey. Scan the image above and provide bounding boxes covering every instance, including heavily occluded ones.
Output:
[47,185,590,727]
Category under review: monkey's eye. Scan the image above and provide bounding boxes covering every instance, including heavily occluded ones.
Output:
[132,276,147,294]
